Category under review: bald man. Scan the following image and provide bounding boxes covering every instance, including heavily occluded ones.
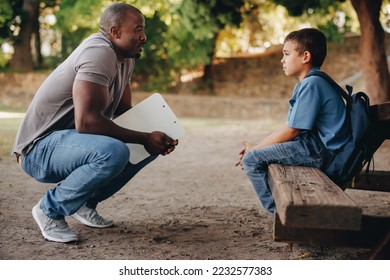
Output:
[12,3,178,243]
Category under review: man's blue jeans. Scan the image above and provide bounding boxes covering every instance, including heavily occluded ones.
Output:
[21,129,156,219]
[242,132,332,213]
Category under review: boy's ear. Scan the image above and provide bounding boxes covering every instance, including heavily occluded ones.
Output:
[302,50,311,64]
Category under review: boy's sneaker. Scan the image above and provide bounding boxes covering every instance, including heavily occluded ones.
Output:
[32,201,78,243]
[72,205,113,228]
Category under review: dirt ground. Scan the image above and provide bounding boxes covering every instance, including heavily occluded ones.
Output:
[0,118,389,260]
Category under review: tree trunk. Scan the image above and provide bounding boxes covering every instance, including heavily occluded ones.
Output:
[9,0,39,72]
[33,2,43,68]
[351,0,390,104]
[202,32,219,93]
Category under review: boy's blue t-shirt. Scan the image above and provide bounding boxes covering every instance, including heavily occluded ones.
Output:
[287,68,350,151]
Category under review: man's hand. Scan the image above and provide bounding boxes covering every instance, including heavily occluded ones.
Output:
[235,141,255,167]
[144,131,178,156]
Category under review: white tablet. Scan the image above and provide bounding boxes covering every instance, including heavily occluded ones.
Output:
[113,93,185,164]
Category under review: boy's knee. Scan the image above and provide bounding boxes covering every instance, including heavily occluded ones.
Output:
[242,151,256,172]
[242,150,267,173]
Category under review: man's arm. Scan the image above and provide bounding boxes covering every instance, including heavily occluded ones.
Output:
[73,80,177,155]
[114,83,132,118]
[235,123,300,166]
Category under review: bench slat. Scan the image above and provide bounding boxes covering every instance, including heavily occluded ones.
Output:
[268,164,362,231]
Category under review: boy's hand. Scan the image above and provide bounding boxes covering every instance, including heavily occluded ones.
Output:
[235,141,255,167]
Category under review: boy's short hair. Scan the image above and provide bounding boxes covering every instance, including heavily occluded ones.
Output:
[284,28,327,67]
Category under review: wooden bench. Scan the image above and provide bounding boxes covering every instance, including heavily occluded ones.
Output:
[268,164,362,231]
[268,101,390,260]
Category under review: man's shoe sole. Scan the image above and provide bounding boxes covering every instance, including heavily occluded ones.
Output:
[72,212,113,228]
[32,205,78,243]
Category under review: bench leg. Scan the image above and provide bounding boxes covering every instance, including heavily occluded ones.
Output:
[368,231,390,260]
[273,214,390,259]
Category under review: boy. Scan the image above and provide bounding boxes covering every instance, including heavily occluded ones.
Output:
[235,28,350,213]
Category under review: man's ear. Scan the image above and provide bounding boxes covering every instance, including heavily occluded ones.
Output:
[302,50,311,64]
[110,25,121,39]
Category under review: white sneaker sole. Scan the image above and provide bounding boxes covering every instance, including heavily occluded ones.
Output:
[72,212,113,228]
[32,205,78,243]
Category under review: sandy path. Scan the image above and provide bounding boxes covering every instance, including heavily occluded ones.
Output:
[0,119,388,260]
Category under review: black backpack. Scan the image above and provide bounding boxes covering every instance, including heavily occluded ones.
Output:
[306,71,374,188]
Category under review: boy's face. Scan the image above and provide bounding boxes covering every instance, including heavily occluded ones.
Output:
[281,40,307,80]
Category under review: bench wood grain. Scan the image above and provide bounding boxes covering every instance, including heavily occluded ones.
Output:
[268,164,362,231]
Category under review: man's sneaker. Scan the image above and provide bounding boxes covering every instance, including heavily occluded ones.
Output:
[72,205,113,228]
[32,201,78,243]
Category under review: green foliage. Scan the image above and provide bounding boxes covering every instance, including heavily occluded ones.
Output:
[0,0,58,41]
[195,0,244,28]
[0,0,14,69]
[0,0,13,29]
[0,0,58,70]
[54,0,103,60]
[134,13,172,91]
[134,0,245,91]
[272,0,349,43]
[55,0,102,32]
[273,0,343,16]
[0,0,22,41]
[135,5,216,90]
[1,0,377,91]
[318,21,344,44]
[0,51,9,68]
[168,0,218,65]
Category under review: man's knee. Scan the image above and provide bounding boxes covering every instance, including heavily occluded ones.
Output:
[110,139,130,162]
[105,139,130,166]
[91,138,129,172]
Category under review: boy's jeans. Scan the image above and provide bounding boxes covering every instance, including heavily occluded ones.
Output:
[242,132,332,213]
[21,129,156,219]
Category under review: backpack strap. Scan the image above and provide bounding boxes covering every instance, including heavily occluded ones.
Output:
[306,71,352,102]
